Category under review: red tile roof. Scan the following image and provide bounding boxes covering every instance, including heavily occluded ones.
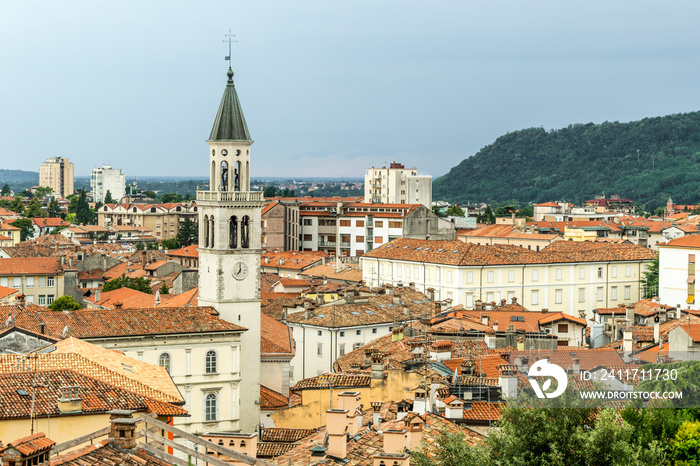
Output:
[661,235,700,248]
[680,323,700,342]
[261,314,294,355]
[0,257,63,275]
[260,385,289,410]
[462,401,504,422]
[167,245,199,258]
[85,286,156,309]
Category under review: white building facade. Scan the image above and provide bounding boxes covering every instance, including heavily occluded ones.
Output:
[364,162,432,208]
[91,165,126,203]
[659,236,700,311]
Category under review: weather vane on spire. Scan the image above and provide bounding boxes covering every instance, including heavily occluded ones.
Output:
[224,28,237,65]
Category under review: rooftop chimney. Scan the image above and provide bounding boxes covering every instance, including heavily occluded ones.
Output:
[572,357,581,376]
[57,385,82,414]
[326,409,348,460]
[337,391,362,436]
[383,429,408,454]
[498,364,519,400]
[107,409,138,452]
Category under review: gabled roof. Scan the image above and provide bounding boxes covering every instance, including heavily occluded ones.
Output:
[261,314,294,356]
[260,385,289,410]
[208,68,252,142]
[32,217,69,228]
[0,257,63,275]
[538,312,587,326]
[167,244,199,258]
[661,235,700,248]
[0,285,19,300]
[85,286,156,309]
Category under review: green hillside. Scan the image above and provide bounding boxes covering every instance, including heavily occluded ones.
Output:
[433,111,700,210]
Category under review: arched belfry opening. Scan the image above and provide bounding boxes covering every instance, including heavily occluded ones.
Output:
[241,216,250,248]
[229,216,238,249]
[203,215,210,248]
[221,161,229,191]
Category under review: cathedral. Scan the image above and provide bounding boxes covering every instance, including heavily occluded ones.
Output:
[197,65,263,431]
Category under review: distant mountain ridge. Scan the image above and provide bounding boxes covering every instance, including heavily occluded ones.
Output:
[433,111,700,210]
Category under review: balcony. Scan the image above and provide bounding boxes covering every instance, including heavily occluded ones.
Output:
[196,191,263,202]
[318,241,337,248]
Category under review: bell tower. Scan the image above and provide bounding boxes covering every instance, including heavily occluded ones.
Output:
[197,65,262,431]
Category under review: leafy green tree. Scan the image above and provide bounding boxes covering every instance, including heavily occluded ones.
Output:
[102,274,153,294]
[135,242,145,250]
[73,189,94,225]
[159,282,169,295]
[49,295,82,311]
[64,213,77,224]
[445,205,465,217]
[10,218,33,241]
[104,190,114,204]
[161,193,181,203]
[9,196,24,215]
[144,190,157,199]
[642,255,660,299]
[412,428,489,466]
[17,190,33,198]
[477,206,496,224]
[66,193,78,213]
[34,186,54,198]
[1,184,11,196]
[432,205,445,217]
[47,198,61,217]
[25,198,45,218]
[161,238,179,250]
[176,217,198,247]
[670,421,700,465]
[263,186,278,198]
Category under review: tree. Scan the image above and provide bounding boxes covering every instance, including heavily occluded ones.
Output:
[1,184,10,196]
[64,212,77,224]
[25,198,45,218]
[34,186,54,198]
[49,295,81,311]
[445,205,465,217]
[9,196,24,215]
[10,218,33,241]
[144,190,157,199]
[47,197,60,217]
[670,421,700,465]
[104,190,114,204]
[102,274,153,294]
[161,193,181,203]
[159,282,169,295]
[477,206,496,224]
[263,186,278,198]
[642,255,660,299]
[176,217,198,247]
[74,189,94,225]
[135,242,145,250]
[161,238,179,250]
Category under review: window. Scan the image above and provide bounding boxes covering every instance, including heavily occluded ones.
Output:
[205,350,217,373]
[47,295,55,305]
[339,220,351,227]
[356,235,364,242]
[339,344,345,356]
[466,271,473,284]
[388,221,402,228]
[531,290,539,305]
[12,277,20,288]
[375,221,383,227]
[374,236,383,244]
[507,270,514,283]
[507,291,514,300]
[579,268,585,280]
[486,292,494,302]
[303,219,312,226]
[625,265,631,277]
[317,343,323,356]
[356,220,364,227]
[611,286,618,300]
[0,277,6,287]
[396,266,402,278]
[447,271,453,283]
[557,324,569,333]
[596,287,604,302]
[47,276,55,287]
[406,267,411,279]
[26,277,34,288]
[159,353,171,374]
[378,264,384,275]
[624,285,631,300]
[356,330,361,335]
[205,393,217,421]
[556,268,562,281]
[372,328,377,334]
[38,295,46,306]
[466,294,474,307]
[532,270,538,282]
[555,289,563,304]
[341,234,350,243]
[611,266,617,278]
[597,267,603,279]
[426,269,430,280]
[487,271,494,283]
[339,331,345,337]
[303,234,313,241]
[578,288,585,303]
[353,342,363,350]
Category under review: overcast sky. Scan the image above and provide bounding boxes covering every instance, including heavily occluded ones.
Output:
[2,1,700,179]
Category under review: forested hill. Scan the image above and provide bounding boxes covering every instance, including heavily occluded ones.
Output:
[433,111,700,210]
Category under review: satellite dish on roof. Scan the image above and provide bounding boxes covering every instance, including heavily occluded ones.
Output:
[62,325,70,339]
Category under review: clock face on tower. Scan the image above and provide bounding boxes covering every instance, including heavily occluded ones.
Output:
[232,261,248,280]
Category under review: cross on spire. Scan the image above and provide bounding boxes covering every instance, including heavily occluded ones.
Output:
[224,28,237,64]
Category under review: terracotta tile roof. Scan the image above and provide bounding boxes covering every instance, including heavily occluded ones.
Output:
[260,385,289,410]
[261,314,294,355]
[633,344,669,364]
[103,262,146,280]
[167,245,199,258]
[85,286,156,309]
[261,251,328,270]
[299,263,363,283]
[277,278,309,287]
[51,440,171,465]
[261,201,279,216]
[0,304,245,341]
[156,287,199,308]
[633,326,654,342]
[538,312,587,326]
[0,369,186,419]
[261,292,301,306]
[0,222,21,231]
[462,401,504,422]
[261,273,283,293]
[1,433,55,456]
[680,323,700,342]
[292,373,371,390]
[144,260,169,271]
[507,348,625,372]
[364,238,655,266]
[431,316,493,334]
[0,285,19,300]
[535,202,561,207]
[260,428,316,443]
[0,257,63,275]
[257,442,296,458]
[262,296,301,320]
[285,288,435,328]
[32,217,69,228]
[77,269,105,281]
[79,225,110,233]
[661,235,700,248]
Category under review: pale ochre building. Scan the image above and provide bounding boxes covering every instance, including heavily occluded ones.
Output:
[364,162,432,208]
[196,66,262,432]
[39,156,74,198]
[362,238,656,320]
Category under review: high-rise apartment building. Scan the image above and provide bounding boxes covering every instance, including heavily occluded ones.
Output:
[39,157,74,198]
[364,162,432,208]
[91,165,126,203]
